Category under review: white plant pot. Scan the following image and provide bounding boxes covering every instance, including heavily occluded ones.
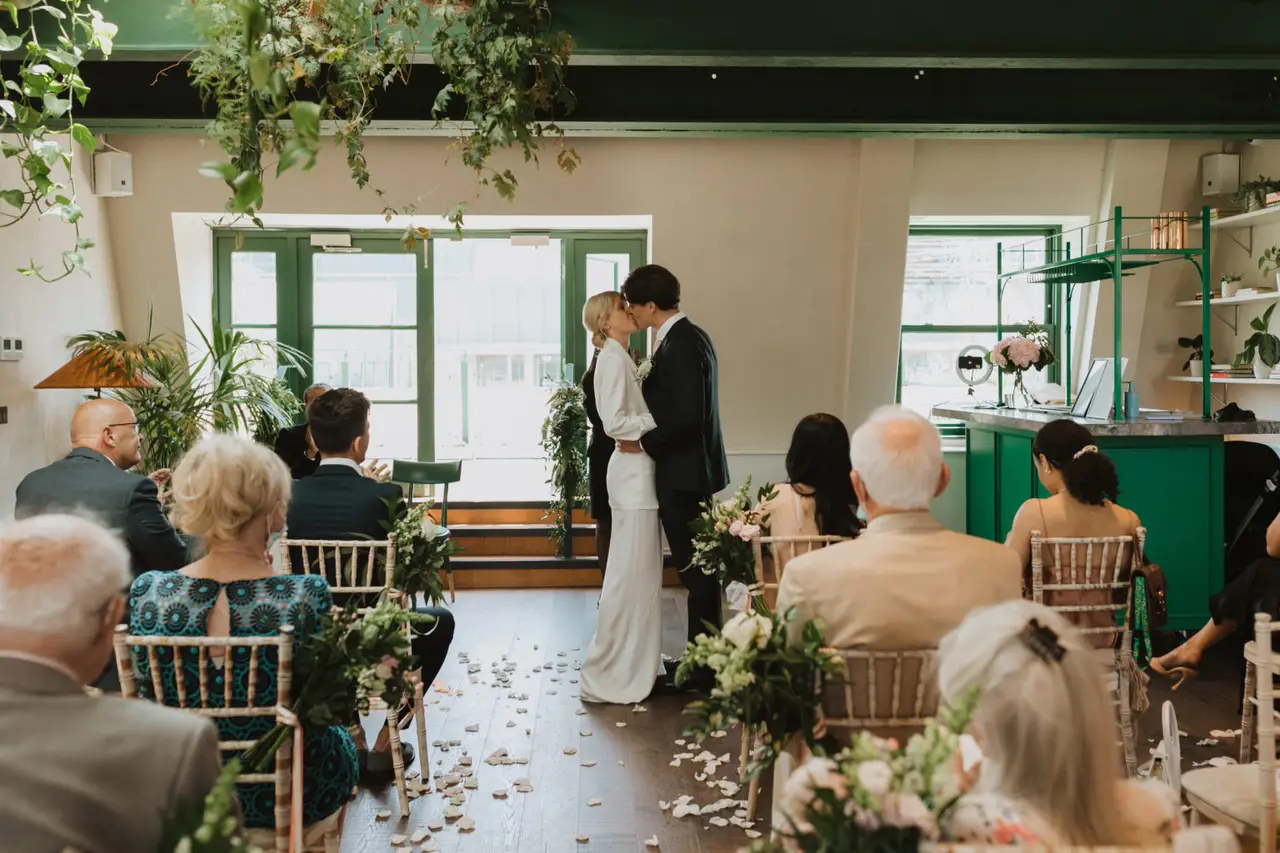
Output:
[1274,272,1280,291]
[1189,360,1204,378]
[1222,278,1239,298]
[1255,359,1272,380]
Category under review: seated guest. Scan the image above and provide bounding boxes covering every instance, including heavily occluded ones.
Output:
[938,600,1179,846]
[16,397,190,576]
[129,435,357,829]
[273,382,331,479]
[759,412,862,574]
[0,514,228,852]
[1005,420,1141,647]
[1153,508,1280,688]
[287,388,454,764]
[777,406,1020,649]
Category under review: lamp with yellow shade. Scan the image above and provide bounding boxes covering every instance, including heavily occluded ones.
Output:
[34,351,157,397]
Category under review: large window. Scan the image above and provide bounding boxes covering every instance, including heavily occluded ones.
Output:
[897,227,1060,420]
[215,230,646,499]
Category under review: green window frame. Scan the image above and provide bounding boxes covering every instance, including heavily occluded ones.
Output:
[896,225,1063,437]
[214,228,648,462]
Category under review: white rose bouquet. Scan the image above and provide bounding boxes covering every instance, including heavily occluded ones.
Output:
[688,477,776,608]
[752,687,981,853]
[381,498,460,606]
[676,608,840,776]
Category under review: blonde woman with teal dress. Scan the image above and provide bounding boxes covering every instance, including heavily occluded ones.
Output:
[128,435,357,828]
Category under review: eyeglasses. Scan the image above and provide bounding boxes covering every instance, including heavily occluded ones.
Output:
[107,421,139,429]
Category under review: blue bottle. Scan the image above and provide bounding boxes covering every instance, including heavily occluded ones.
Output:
[1124,381,1139,420]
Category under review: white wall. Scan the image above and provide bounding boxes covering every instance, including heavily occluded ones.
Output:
[0,141,123,518]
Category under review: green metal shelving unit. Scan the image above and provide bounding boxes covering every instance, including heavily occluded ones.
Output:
[995,205,1213,418]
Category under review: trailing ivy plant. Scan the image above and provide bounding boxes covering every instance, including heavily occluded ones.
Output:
[539,378,587,558]
[0,0,117,280]
[430,0,579,230]
[188,0,424,225]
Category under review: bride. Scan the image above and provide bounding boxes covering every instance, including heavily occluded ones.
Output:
[578,291,664,704]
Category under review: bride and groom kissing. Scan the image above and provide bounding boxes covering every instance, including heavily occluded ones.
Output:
[577,264,730,705]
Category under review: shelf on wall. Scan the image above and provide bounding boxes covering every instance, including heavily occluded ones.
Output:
[1174,291,1280,308]
[1167,375,1280,386]
[1188,205,1280,232]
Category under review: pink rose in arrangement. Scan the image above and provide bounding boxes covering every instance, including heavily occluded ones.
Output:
[729,519,744,537]
[738,523,761,541]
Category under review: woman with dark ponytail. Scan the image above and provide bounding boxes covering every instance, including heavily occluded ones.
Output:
[1006,419,1141,646]
[758,413,862,573]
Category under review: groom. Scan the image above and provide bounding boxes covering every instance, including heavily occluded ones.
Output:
[619,265,729,684]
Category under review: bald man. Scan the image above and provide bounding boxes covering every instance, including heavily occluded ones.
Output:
[15,398,190,578]
[274,382,331,479]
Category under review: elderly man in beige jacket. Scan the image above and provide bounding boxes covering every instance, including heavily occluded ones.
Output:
[0,514,229,853]
[777,406,1021,650]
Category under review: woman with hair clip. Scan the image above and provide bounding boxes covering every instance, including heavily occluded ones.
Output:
[1005,419,1142,646]
[758,413,862,573]
[938,600,1179,846]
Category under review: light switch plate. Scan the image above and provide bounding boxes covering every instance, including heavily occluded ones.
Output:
[0,406,8,425]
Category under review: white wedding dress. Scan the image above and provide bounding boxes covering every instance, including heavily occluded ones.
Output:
[579,337,665,704]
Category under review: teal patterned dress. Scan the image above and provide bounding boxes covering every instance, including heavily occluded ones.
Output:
[128,571,358,828]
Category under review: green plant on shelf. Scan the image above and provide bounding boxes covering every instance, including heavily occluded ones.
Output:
[1236,176,1280,211]
[1235,304,1280,370]
[1259,247,1280,278]
[1178,334,1214,371]
[1221,273,1242,285]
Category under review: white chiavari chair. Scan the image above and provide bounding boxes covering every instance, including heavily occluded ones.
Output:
[1029,528,1143,776]
[279,536,424,816]
[749,534,850,612]
[113,625,342,853]
[1183,612,1280,853]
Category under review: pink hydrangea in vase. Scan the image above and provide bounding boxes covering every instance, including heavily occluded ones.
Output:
[986,321,1056,407]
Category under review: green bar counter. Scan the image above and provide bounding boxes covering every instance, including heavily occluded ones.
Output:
[934,405,1280,630]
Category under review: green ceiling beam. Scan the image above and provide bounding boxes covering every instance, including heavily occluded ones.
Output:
[88,0,1280,68]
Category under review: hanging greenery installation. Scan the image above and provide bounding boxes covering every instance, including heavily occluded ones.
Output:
[0,0,118,280]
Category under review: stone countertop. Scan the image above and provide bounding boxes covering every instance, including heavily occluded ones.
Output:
[932,404,1280,438]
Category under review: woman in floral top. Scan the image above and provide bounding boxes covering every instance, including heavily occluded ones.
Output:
[129,435,357,828]
[936,600,1180,846]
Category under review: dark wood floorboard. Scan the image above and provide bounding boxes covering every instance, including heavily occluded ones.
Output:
[339,594,1249,853]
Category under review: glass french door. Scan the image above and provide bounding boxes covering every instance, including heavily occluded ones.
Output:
[216,230,646,498]
[567,237,648,377]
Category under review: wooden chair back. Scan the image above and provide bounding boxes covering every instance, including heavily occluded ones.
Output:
[391,459,463,525]
[1027,528,1142,645]
[820,647,939,734]
[112,625,298,853]
[749,534,849,610]
[279,537,396,599]
[1253,612,1278,853]
[1029,527,1143,776]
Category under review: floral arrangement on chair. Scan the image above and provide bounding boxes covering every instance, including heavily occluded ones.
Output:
[242,596,434,769]
[160,759,262,852]
[676,608,840,775]
[986,320,1056,406]
[382,499,459,606]
[689,477,777,607]
[750,688,981,853]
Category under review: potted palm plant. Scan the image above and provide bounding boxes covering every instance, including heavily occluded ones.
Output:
[1235,304,1280,381]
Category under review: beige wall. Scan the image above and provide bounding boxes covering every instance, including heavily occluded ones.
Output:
[1,132,1233,520]
[0,141,123,518]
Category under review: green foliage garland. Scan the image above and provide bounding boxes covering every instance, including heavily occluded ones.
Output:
[429,0,579,230]
[0,0,117,280]
[539,379,587,558]
[187,0,425,224]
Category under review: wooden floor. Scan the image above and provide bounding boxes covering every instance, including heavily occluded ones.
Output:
[342,590,1252,853]
[344,589,754,853]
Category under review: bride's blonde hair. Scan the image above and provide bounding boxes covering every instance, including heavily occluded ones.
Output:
[582,291,619,350]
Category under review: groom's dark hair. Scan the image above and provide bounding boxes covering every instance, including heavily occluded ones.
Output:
[622,265,681,311]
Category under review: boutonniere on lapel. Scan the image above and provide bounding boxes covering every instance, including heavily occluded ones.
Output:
[635,342,661,383]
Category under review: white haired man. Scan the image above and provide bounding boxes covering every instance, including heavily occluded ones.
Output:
[777,406,1021,649]
[0,514,230,852]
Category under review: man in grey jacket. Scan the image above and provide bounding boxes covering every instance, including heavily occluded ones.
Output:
[16,398,190,576]
[0,514,230,852]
